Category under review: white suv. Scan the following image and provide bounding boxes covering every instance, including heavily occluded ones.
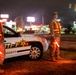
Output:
[3,25,49,60]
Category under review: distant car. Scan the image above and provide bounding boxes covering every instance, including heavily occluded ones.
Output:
[3,25,49,60]
[34,25,63,40]
[34,25,51,40]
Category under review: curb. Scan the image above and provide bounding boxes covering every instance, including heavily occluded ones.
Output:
[60,47,76,51]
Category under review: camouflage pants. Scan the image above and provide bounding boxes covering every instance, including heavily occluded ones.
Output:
[50,37,60,57]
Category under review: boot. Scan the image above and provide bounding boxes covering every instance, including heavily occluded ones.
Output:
[51,57,57,62]
[56,55,63,60]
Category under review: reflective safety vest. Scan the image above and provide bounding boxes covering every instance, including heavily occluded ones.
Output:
[0,22,4,40]
[0,22,5,65]
[52,20,61,34]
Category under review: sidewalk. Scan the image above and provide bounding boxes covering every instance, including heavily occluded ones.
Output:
[60,41,76,51]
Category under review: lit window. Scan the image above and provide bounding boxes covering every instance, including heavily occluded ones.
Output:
[75,4,76,11]
[69,4,72,9]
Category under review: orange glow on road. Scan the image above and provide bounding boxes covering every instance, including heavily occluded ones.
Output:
[57,60,76,64]
[10,69,33,75]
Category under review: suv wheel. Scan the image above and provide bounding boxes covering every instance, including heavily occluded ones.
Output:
[29,44,43,60]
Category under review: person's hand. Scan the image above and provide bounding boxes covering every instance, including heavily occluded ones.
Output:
[51,36,55,41]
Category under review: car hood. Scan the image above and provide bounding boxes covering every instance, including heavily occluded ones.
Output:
[21,34,43,42]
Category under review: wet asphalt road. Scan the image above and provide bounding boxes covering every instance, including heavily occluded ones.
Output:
[0,34,76,75]
[0,49,76,75]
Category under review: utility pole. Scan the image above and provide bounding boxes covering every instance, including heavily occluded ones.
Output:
[42,11,44,25]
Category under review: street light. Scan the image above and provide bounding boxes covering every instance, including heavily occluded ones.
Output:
[0,14,9,23]
[26,17,35,25]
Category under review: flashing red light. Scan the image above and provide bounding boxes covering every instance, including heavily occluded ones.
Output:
[0,19,3,22]
[0,51,2,55]
[0,19,7,22]
[26,42,29,46]
[2,19,7,22]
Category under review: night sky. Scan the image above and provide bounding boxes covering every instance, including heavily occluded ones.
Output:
[0,0,76,25]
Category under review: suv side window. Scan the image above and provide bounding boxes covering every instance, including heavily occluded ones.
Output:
[3,26,20,37]
[3,27,14,35]
[3,26,16,37]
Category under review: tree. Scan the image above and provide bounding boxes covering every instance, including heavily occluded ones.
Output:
[14,16,24,30]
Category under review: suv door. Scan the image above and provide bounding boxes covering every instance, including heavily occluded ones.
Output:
[3,26,31,59]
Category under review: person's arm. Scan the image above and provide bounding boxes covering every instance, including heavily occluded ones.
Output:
[49,21,55,37]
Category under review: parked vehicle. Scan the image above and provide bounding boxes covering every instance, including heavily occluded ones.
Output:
[3,25,49,60]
